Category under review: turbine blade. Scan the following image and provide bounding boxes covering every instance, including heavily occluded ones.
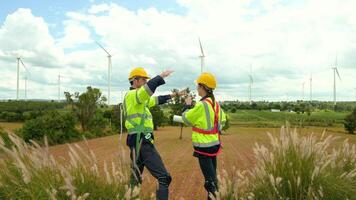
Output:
[19,58,26,69]
[96,41,111,56]
[198,38,205,56]
[336,68,341,80]
[19,58,30,75]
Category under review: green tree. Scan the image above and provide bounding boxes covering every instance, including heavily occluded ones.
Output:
[169,88,192,139]
[344,108,356,134]
[150,105,167,130]
[64,91,78,111]
[87,110,108,136]
[65,87,107,132]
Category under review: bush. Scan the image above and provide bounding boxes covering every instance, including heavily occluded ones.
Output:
[87,110,108,136]
[22,110,43,121]
[0,101,65,113]
[218,126,356,200]
[344,108,356,134]
[18,111,79,145]
[0,133,139,200]
[0,111,23,122]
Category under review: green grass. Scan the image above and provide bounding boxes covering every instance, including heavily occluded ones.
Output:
[227,110,349,127]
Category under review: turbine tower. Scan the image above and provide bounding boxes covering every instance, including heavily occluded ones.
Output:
[96,41,112,105]
[24,75,28,100]
[58,74,62,102]
[248,65,253,105]
[332,56,341,106]
[57,74,69,102]
[198,38,205,74]
[16,57,29,100]
[302,81,305,101]
[309,74,313,101]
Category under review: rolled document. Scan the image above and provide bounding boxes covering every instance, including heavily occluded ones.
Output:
[173,115,184,123]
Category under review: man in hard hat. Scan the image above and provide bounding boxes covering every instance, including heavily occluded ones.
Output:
[123,67,186,200]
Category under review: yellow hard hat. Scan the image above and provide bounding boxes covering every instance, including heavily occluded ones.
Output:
[128,67,150,81]
[196,72,217,90]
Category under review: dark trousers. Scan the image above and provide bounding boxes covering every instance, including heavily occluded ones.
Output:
[130,142,171,200]
[198,156,218,200]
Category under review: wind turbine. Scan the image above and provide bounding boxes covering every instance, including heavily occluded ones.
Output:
[58,74,69,102]
[96,41,112,105]
[58,74,62,102]
[332,56,341,106]
[24,76,27,100]
[301,82,305,101]
[16,57,29,100]
[198,38,205,74]
[309,74,313,101]
[248,65,253,105]
[21,61,30,101]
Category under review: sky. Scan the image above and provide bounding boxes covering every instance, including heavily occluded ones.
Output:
[0,0,355,104]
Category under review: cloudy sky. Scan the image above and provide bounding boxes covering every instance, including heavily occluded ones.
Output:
[0,0,355,103]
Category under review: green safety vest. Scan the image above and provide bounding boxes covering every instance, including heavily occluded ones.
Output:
[123,84,158,157]
[182,97,227,156]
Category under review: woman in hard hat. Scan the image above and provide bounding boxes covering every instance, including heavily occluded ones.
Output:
[181,72,227,199]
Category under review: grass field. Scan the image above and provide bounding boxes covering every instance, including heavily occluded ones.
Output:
[228,110,349,127]
[47,125,356,199]
[0,122,23,131]
[1,109,354,198]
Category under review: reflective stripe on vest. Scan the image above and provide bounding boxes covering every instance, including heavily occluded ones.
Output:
[127,127,153,135]
[126,113,152,120]
[193,140,220,148]
[182,112,193,126]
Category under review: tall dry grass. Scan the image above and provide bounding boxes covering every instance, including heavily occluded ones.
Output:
[0,132,140,200]
[218,126,356,200]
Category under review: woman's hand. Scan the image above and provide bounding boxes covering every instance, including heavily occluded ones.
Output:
[177,89,188,97]
[170,89,188,98]
[185,96,193,105]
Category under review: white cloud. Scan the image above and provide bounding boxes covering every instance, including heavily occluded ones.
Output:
[57,21,92,49]
[0,1,356,103]
[0,8,64,68]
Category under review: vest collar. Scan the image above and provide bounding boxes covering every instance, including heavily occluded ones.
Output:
[200,95,210,101]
